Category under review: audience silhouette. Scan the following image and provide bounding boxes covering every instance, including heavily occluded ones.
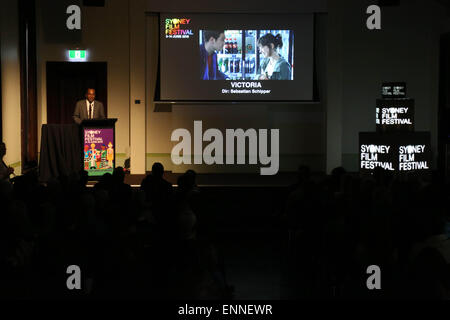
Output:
[0,163,448,299]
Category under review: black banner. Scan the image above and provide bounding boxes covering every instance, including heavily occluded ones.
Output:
[359,132,431,173]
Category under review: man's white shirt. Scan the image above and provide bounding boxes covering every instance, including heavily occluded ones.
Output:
[86,100,94,119]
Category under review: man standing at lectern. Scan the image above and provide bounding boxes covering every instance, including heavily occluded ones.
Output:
[73,88,106,124]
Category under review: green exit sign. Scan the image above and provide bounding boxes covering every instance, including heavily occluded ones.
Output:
[68,50,86,60]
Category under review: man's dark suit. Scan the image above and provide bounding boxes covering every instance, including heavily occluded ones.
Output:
[73,99,106,124]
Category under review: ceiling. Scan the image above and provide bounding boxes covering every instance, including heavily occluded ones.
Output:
[435,0,450,15]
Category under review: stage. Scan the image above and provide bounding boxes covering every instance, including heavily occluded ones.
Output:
[87,171,308,187]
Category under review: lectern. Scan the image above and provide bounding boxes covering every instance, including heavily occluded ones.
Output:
[81,119,117,178]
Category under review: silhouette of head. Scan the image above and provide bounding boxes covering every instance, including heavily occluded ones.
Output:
[297,165,311,183]
[152,162,164,178]
[185,169,197,187]
[0,142,6,158]
[177,174,189,192]
[113,167,125,183]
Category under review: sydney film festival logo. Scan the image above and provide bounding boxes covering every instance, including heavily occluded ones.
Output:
[165,18,193,39]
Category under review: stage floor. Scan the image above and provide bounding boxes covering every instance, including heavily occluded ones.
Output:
[88,171,308,187]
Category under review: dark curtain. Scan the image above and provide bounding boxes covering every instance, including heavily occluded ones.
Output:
[46,62,107,124]
[19,0,38,168]
[39,124,82,182]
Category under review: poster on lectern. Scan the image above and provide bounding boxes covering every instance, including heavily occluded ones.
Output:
[83,128,115,176]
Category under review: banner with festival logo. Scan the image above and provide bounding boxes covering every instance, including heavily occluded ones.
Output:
[359,132,430,173]
[83,128,115,177]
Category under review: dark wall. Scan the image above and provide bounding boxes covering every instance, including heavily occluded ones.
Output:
[40,0,82,44]
[439,32,450,178]
[0,33,2,143]
[146,0,327,13]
